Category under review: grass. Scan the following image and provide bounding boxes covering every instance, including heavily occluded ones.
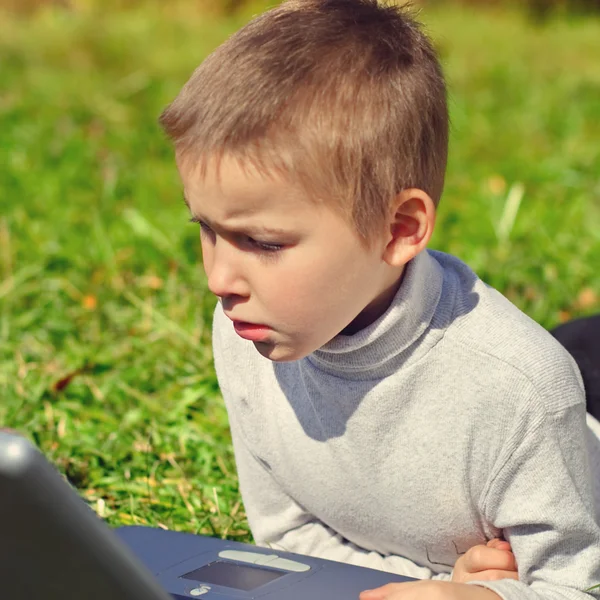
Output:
[1,3,599,541]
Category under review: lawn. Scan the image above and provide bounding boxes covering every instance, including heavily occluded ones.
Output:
[1,2,599,541]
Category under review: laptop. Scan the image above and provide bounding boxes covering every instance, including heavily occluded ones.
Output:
[0,432,413,599]
[0,431,171,600]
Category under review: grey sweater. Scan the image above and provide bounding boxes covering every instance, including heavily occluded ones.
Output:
[212,249,600,600]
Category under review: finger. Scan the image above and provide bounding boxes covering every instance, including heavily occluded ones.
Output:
[360,584,396,600]
[464,547,517,573]
[359,583,411,600]
[486,538,511,551]
[467,569,519,582]
[360,590,383,600]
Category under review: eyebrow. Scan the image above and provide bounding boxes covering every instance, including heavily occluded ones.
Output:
[182,195,290,237]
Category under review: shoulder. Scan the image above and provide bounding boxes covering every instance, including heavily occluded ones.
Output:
[429,250,585,414]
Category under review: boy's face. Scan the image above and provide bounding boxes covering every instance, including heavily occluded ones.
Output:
[178,155,399,362]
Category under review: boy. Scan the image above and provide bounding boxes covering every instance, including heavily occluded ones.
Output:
[159,1,600,598]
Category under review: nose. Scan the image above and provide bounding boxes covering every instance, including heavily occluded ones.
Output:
[204,241,249,299]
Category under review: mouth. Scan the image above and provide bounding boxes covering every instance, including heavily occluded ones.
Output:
[232,320,272,342]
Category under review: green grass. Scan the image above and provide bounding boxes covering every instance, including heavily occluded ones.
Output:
[1,4,599,540]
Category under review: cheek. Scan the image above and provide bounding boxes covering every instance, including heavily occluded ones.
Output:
[264,255,369,320]
[308,248,376,292]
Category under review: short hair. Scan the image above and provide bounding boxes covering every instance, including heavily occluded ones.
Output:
[160,0,448,245]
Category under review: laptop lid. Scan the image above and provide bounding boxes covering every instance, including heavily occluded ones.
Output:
[0,432,172,600]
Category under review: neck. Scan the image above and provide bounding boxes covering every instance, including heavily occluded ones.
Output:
[307,250,445,380]
[341,267,406,336]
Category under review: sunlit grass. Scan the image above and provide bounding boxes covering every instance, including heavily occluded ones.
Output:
[1,4,599,538]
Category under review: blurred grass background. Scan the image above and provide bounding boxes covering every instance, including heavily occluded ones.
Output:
[1,0,599,540]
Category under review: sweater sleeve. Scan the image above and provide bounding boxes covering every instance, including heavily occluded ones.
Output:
[227,410,451,581]
[472,384,600,600]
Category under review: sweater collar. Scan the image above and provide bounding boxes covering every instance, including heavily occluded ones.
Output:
[306,250,444,379]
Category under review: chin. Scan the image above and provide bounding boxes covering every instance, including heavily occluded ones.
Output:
[252,341,310,363]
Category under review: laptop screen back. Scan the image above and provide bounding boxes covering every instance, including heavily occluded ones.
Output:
[0,433,171,600]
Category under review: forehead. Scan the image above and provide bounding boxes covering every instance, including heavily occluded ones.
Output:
[178,153,308,218]
[175,152,372,251]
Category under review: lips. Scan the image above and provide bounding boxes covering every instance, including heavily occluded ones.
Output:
[232,320,272,342]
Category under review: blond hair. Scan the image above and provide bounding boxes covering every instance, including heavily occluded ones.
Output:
[160,0,448,245]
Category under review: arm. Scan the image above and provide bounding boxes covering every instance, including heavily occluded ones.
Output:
[361,370,600,600]
[228,411,451,580]
[360,581,502,600]
[358,541,518,600]
[469,395,600,600]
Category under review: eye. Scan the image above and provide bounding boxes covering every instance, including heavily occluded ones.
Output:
[246,237,284,253]
[197,220,215,240]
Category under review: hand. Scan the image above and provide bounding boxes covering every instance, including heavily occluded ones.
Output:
[452,538,518,583]
[359,580,502,600]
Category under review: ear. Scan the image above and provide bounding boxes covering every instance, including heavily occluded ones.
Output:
[382,188,436,267]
